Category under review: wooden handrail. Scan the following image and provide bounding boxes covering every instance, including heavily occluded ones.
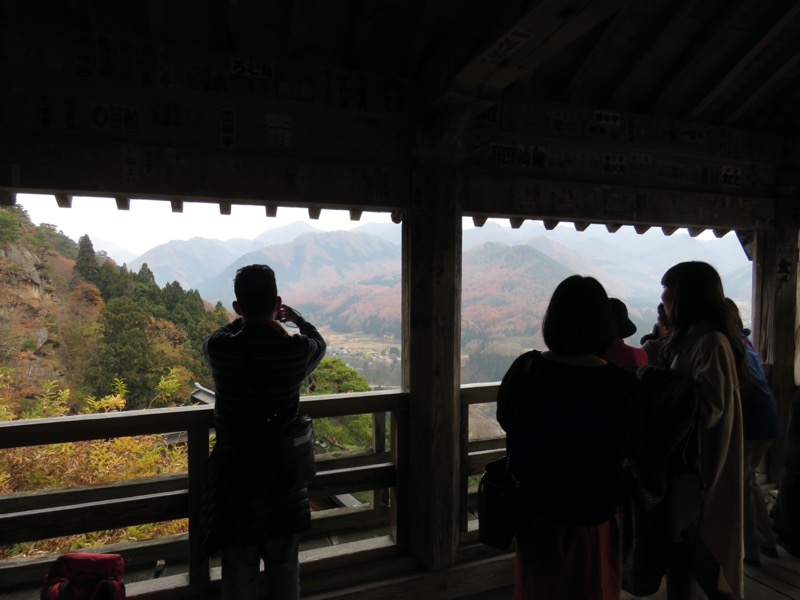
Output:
[0,389,410,587]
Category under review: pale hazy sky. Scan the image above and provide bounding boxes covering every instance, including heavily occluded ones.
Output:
[17,193,395,257]
[16,192,717,263]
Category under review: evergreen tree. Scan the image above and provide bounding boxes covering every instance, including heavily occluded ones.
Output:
[87,297,163,409]
[96,261,133,300]
[137,263,156,284]
[75,235,100,284]
[304,357,371,395]
[0,208,20,244]
[35,223,78,259]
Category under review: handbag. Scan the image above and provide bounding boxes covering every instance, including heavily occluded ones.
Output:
[279,413,317,490]
[477,453,518,550]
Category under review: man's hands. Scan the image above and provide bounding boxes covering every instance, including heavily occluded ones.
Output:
[277,304,303,324]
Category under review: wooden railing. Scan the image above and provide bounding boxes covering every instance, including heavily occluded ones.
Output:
[0,384,504,595]
[0,389,409,591]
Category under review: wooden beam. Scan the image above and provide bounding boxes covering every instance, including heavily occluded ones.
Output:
[688,227,705,237]
[349,209,363,221]
[420,0,626,112]
[170,199,183,213]
[114,196,130,211]
[542,219,559,230]
[55,193,71,208]
[662,226,678,236]
[0,190,15,206]
[561,9,629,100]
[713,228,730,238]
[605,223,622,233]
[573,221,591,231]
[509,217,525,229]
[478,0,628,97]
[471,216,488,227]
[688,1,800,119]
[391,210,403,224]
[459,171,775,231]
[308,207,322,220]
[634,224,651,234]
[647,0,752,113]
[0,491,188,546]
[219,202,232,215]
[266,203,278,217]
[607,0,702,106]
[725,43,800,124]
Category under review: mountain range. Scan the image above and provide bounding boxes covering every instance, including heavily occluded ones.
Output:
[128,221,753,342]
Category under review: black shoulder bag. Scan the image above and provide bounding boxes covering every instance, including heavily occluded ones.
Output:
[477,352,534,550]
[477,452,518,550]
[278,413,317,490]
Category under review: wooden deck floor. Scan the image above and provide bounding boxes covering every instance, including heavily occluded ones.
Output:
[620,545,800,600]
[460,544,800,600]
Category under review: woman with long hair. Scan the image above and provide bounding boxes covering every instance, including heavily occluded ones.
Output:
[659,261,746,599]
[496,275,641,599]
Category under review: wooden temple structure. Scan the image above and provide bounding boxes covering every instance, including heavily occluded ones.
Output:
[2,0,800,597]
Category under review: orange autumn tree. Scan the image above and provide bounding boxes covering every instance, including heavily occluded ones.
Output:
[0,369,189,558]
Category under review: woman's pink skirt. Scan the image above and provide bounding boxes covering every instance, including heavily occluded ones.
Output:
[513,511,621,600]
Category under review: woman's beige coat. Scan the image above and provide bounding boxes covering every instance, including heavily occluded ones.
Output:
[669,324,744,596]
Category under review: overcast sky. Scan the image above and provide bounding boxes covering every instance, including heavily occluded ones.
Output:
[17,193,395,258]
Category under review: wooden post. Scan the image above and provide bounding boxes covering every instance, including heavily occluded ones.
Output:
[372,411,389,508]
[751,204,800,481]
[401,167,462,570]
[187,426,210,583]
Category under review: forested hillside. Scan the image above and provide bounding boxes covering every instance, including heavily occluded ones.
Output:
[0,205,231,412]
[0,205,381,558]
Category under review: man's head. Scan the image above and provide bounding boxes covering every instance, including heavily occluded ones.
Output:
[233,264,280,320]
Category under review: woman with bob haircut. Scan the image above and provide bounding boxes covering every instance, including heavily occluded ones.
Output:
[496,275,641,600]
[659,261,746,600]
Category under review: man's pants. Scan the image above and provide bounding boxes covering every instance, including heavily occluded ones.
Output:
[221,534,301,600]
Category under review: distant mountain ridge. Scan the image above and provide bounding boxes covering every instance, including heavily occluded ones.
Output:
[128,221,753,337]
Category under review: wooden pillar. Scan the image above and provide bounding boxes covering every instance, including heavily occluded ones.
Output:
[401,166,462,570]
[751,200,800,481]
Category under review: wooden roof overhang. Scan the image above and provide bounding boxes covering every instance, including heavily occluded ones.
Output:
[2,0,800,578]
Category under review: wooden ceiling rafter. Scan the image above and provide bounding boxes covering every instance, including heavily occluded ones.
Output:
[645,0,752,114]
[724,40,800,124]
[479,0,629,98]
[606,0,703,107]
[687,0,800,119]
[560,7,631,101]
[423,0,626,111]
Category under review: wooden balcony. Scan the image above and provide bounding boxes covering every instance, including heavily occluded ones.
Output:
[0,385,515,599]
[4,383,800,599]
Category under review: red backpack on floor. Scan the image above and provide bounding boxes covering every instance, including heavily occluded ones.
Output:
[40,552,126,600]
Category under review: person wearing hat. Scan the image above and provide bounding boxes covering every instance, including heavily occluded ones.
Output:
[602,298,648,371]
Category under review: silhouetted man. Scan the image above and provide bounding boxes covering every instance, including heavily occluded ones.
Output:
[203,264,326,600]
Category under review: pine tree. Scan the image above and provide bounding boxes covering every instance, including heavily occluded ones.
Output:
[137,263,156,284]
[75,234,99,284]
